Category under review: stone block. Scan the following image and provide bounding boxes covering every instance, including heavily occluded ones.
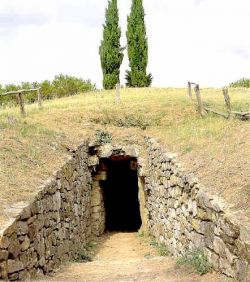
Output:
[220,216,240,239]
[31,201,43,215]
[8,235,21,259]
[21,236,30,251]
[197,208,213,221]
[0,261,8,280]
[204,248,220,271]
[219,257,234,278]
[0,250,8,261]
[53,191,61,211]
[18,269,31,281]
[7,259,24,274]
[20,206,31,220]
[190,232,205,248]
[234,259,249,281]
[0,236,10,249]
[17,221,28,235]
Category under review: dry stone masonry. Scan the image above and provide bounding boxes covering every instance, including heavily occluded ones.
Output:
[0,142,93,281]
[144,138,249,281]
[0,138,249,281]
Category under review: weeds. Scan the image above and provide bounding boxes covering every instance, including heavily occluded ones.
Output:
[176,248,212,275]
[74,241,98,263]
[150,239,169,256]
[95,129,112,144]
[74,251,93,263]
[137,230,145,237]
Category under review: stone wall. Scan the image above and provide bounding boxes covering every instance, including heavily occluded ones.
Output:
[0,142,144,281]
[0,142,94,281]
[144,138,249,281]
[0,138,249,281]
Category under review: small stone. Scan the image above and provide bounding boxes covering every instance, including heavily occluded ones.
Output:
[21,236,30,251]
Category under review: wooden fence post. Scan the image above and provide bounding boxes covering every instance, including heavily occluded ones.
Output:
[194,84,204,116]
[17,92,25,116]
[115,83,120,104]
[188,82,192,99]
[37,89,43,108]
[222,88,232,120]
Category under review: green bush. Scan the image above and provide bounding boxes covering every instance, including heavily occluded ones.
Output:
[74,251,93,263]
[0,74,95,107]
[177,248,212,275]
[229,78,250,88]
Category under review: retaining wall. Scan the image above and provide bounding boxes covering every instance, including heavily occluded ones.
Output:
[0,139,249,281]
[145,138,249,281]
[0,142,93,280]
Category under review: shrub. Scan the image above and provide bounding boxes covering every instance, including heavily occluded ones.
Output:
[229,78,250,88]
[95,129,112,144]
[74,251,93,263]
[177,248,212,275]
[0,74,95,107]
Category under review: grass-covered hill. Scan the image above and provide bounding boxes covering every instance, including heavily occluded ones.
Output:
[0,88,249,224]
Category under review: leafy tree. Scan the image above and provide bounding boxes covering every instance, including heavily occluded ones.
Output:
[126,0,152,87]
[99,0,124,89]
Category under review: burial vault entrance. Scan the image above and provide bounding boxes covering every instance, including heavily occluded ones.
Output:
[101,156,142,232]
[91,154,142,234]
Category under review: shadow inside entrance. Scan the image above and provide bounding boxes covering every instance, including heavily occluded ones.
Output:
[101,157,142,232]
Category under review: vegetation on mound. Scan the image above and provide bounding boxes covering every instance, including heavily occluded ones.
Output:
[0,74,95,107]
[229,78,250,88]
[95,129,113,144]
[0,87,249,213]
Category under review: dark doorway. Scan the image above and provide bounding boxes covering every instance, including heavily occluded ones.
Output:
[101,157,141,232]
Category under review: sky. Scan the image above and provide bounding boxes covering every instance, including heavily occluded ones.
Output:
[0,0,249,88]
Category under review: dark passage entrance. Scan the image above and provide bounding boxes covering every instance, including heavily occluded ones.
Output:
[102,157,141,232]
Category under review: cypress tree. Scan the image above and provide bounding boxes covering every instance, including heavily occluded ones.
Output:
[126,0,152,87]
[99,0,124,90]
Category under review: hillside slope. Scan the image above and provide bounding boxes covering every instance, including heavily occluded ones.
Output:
[0,88,249,226]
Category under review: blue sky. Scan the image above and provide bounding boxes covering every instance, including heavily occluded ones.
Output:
[0,0,249,88]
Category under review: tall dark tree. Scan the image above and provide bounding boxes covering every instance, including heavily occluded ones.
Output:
[126,0,152,87]
[99,0,124,90]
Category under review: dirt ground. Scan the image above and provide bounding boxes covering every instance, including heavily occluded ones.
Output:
[39,232,235,282]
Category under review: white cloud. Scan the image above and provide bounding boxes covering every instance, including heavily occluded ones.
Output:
[0,0,249,88]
